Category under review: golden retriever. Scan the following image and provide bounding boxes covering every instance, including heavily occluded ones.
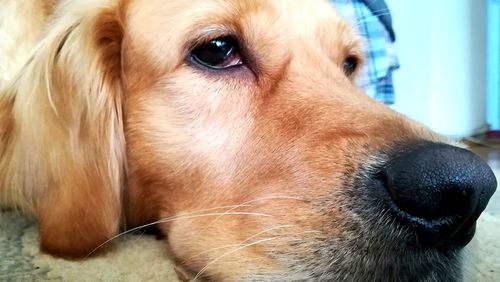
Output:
[0,0,497,281]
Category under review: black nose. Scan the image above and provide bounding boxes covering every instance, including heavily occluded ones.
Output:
[383,142,497,248]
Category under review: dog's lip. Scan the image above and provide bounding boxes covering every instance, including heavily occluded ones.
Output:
[390,207,477,249]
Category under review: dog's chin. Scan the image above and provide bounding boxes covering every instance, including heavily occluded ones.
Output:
[172,200,465,282]
[181,249,463,282]
[170,182,469,282]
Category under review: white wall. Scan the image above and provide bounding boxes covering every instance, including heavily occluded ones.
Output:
[386,0,488,138]
[487,0,500,129]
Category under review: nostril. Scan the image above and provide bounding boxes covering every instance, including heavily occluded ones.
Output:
[441,186,476,216]
[382,141,497,247]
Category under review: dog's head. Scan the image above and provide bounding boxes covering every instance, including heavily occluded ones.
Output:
[8,0,496,280]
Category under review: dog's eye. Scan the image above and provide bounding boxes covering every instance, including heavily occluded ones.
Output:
[191,37,243,69]
[343,56,358,76]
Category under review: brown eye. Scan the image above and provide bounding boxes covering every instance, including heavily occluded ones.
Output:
[191,36,243,69]
[343,56,358,76]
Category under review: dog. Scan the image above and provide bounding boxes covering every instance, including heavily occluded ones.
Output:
[0,0,497,281]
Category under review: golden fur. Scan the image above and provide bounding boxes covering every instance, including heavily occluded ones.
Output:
[0,0,468,281]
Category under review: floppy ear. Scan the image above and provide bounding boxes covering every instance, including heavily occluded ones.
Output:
[6,2,125,258]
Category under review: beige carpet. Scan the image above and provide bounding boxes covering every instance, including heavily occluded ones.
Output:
[1,171,499,281]
[0,212,180,281]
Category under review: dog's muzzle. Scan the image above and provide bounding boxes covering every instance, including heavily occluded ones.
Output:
[373,141,497,249]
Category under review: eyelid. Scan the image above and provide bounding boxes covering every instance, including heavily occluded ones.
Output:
[184,27,239,54]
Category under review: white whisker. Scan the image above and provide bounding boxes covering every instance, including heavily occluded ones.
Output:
[85,211,270,258]
[202,196,304,230]
[187,225,296,260]
[193,237,278,281]
[86,196,303,257]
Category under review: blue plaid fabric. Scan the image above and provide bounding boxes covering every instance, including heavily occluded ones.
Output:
[332,0,399,104]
